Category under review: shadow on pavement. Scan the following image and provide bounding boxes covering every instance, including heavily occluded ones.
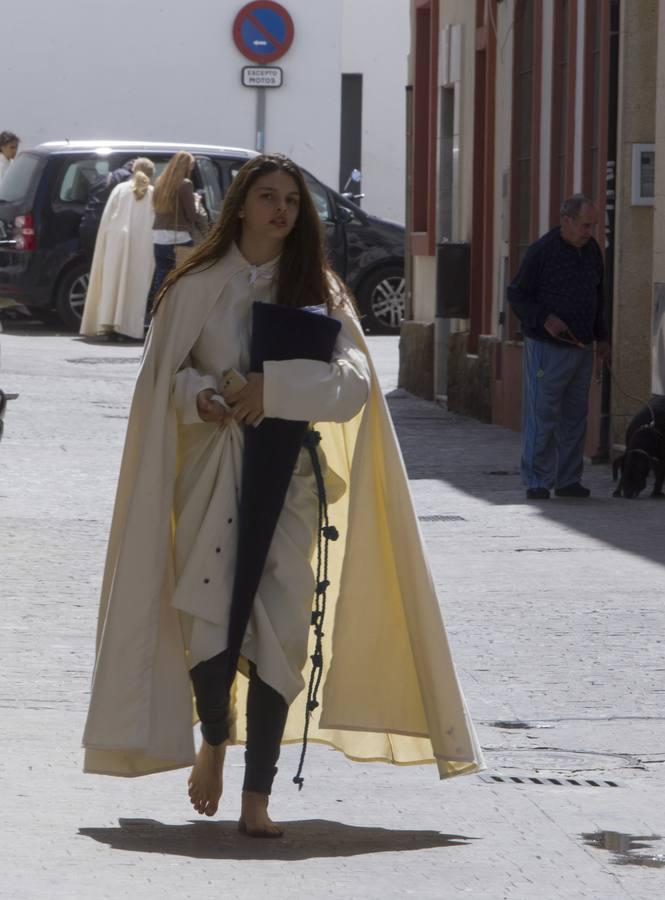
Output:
[78,817,476,860]
[0,316,70,338]
[0,314,144,345]
[387,390,665,571]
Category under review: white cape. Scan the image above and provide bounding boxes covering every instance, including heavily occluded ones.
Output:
[80,181,155,340]
[82,255,485,781]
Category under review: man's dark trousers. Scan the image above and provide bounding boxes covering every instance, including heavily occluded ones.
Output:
[521,337,594,490]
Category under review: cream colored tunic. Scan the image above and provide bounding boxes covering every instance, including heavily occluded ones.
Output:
[171,244,370,704]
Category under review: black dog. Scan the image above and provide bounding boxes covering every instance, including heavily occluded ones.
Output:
[613,397,665,498]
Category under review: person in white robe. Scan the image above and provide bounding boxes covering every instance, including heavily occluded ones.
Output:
[0,131,19,184]
[82,154,485,839]
[172,246,367,697]
[79,158,155,340]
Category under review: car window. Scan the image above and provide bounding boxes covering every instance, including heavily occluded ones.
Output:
[58,158,110,203]
[0,153,43,202]
[152,160,168,180]
[303,174,332,222]
[195,156,223,221]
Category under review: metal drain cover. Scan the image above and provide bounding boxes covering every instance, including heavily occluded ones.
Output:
[418,515,466,522]
[67,357,140,365]
[478,772,620,788]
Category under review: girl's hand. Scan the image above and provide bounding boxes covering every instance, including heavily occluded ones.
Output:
[196,389,230,427]
[227,373,264,426]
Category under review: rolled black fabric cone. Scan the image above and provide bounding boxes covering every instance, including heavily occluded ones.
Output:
[224,302,342,689]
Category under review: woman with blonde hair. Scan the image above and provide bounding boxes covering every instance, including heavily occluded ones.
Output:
[150,150,208,298]
[82,153,484,838]
[80,157,156,341]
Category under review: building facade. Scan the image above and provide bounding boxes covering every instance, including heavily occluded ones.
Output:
[2,0,408,223]
[403,0,660,455]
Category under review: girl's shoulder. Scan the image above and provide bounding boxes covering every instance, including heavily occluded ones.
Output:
[170,253,241,294]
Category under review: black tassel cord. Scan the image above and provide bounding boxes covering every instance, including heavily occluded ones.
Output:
[292,429,339,790]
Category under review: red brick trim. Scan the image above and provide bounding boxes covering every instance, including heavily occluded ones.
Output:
[565,0,577,198]
[582,0,610,245]
[409,0,439,257]
[509,0,542,336]
[470,1,497,351]
[530,0,543,238]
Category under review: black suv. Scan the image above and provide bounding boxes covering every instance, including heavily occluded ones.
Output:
[0,141,405,333]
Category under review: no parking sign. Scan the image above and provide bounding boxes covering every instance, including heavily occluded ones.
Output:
[233,1,294,64]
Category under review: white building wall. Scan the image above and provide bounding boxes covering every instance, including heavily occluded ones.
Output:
[1,0,402,212]
[342,0,409,222]
[2,0,408,220]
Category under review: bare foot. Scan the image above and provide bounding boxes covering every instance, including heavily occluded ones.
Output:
[187,739,226,817]
[239,791,283,838]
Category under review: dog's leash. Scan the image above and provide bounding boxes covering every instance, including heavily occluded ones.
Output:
[605,361,658,427]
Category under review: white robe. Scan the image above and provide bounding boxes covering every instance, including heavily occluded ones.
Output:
[82,251,485,781]
[653,303,665,395]
[79,181,155,340]
[0,154,11,183]
[171,246,370,703]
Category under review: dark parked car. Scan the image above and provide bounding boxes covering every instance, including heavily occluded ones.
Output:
[0,141,405,333]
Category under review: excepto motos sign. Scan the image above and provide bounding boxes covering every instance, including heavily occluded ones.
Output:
[241,66,283,87]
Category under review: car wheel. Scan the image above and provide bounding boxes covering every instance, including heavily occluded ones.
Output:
[55,263,90,330]
[357,265,405,334]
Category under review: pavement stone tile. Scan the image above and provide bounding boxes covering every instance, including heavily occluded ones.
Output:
[1,327,664,899]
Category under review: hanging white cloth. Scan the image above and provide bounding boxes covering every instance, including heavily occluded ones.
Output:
[80,180,155,339]
[171,244,370,703]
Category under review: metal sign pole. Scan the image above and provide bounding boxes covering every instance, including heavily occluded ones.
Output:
[234,2,293,151]
[256,87,266,152]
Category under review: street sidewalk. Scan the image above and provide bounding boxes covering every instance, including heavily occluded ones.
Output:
[1,327,664,900]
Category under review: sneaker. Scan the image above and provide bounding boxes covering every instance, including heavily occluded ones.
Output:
[526,487,550,500]
[554,483,591,498]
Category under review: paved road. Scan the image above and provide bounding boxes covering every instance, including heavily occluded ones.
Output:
[1,323,664,899]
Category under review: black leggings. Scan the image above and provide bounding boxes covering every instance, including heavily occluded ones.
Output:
[189,650,289,795]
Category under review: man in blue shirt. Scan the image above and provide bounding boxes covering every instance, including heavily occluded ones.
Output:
[508,195,610,500]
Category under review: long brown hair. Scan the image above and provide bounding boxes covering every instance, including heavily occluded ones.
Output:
[153,153,342,313]
[152,151,194,215]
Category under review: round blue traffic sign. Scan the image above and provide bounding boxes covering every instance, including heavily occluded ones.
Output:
[233,2,295,64]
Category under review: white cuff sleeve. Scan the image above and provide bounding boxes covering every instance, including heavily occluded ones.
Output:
[173,367,218,424]
[262,327,370,423]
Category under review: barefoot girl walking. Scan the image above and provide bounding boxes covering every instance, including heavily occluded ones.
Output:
[83,154,484,837]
